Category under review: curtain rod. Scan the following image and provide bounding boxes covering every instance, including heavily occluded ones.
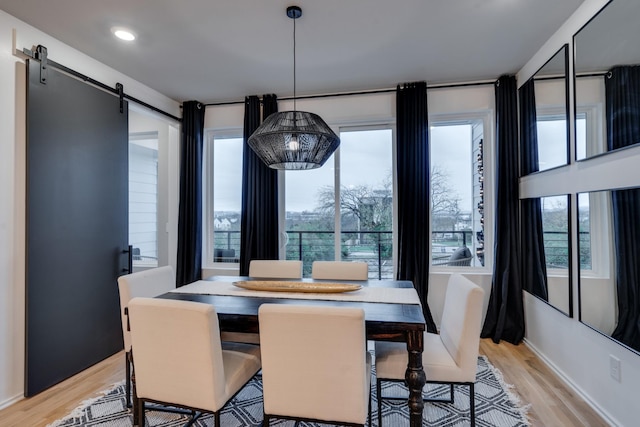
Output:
[575,71,608,78]
[204,79,495,107]
[20,46,182,123]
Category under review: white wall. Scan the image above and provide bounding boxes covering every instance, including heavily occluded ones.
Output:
[518,0,640,425]
[0,10,180,408]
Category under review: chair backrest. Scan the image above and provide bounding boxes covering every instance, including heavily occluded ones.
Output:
[447,246,473,266]
[248,260,302,279]
[439,274,485,380]
[259,304,369,424]
[117,265,175,351]
[128,297,226,412]
[311,261,368,280]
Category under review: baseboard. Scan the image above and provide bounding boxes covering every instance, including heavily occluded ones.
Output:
[522,338,619,427]
[0,393,23,411]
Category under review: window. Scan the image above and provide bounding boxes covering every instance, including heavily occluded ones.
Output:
[284,127,394,278]
[206,133,243,264]
[536,114,568,171]
[575,111,589,160]
[540,195,570,270]
[284,150,335,272]
[430,120,485,268]
[577,190,614,276]
[129,132,159,267]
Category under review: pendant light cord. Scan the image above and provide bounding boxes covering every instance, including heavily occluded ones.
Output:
[293,13,297,113]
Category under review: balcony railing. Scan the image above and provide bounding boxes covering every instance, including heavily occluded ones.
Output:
[542,231,570,269]
[213,229,480,279]
[213,229,572,274]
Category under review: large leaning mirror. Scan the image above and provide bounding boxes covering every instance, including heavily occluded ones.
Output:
[574,0,640,161]
[519,45,569,174]
[578,189,640,354]
[521,195,571,316]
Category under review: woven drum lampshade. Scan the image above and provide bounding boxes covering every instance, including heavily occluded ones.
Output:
[247,110,339,170]
[247,5,340,170]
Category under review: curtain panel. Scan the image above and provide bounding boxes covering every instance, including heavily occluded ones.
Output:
[519,79,548,301]
[606,66,640,351]
[239,95,280,276]
[606,65,640,151]
[396,81,437,333]
[176,101,205,286]
[481,76,525,344]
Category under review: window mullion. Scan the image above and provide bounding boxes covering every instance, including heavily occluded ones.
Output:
[334,146,341,260]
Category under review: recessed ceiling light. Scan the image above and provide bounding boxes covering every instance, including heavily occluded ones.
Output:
[111,27,136,41]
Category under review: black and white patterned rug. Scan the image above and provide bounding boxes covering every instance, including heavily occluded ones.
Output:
[47,356,529,427]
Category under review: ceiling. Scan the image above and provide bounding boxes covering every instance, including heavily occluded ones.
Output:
[0,0,586,104]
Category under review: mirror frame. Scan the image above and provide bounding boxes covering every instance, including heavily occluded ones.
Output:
[576,188,640,356]
[520,44,570,176]
[573,0,640,162]
[521,194,572,317]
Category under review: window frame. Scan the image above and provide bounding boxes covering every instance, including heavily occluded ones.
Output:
[578,190,614,279]
[281,122,397,278]
[429,111,493,272]
[203,128,244,270]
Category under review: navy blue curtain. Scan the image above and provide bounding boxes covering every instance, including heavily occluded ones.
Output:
[239,95,280,276]
[606,66,640,151]
[176,101,205,286]
[396,81,437,333]
[519,78,548,301]
[606,66,640,352]
[481,76,525,344]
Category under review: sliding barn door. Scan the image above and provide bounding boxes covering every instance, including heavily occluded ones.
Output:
[25,59,128,396]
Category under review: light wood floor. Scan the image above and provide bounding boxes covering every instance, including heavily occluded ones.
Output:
[0,339,609,427]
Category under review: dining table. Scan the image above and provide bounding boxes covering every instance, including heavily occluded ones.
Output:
[144,275,427,427]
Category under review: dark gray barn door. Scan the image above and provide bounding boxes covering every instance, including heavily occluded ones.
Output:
[25,59,128,396]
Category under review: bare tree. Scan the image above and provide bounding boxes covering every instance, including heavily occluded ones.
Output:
[430,165,461,232]
[317,168,460,231]
[317,175,392,231]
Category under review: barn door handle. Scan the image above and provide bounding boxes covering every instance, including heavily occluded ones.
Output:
[122,245,133,274]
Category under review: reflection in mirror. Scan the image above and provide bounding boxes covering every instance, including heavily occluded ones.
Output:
[578,189,640,354]
[520,45,569,174]
[574,0,640,160]
[521,195,571,315]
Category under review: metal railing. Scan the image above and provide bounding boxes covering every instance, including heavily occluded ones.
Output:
[213,229,478,279]
[212,229,572,272]
[542,231,570,269]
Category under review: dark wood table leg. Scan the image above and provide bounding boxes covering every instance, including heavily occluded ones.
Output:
[405,330,425,427]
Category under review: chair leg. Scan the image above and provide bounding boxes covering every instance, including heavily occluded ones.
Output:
[262,414,270,427]
[376,379,383,427]
[368,386,372,427]
[449,383,454,404]
[469,383,475,427]
[125,351,131,408]
[214,411,220,426]
[135,398,145,427]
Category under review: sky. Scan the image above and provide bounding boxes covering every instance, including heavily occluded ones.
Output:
[212,125,476,214]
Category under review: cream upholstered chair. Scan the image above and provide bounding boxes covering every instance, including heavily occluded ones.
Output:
[248,259,303,279]
[311,261,368,280]
[128,297,261,426]
[374,273,484,427]
[220,259,303,345]
[259,304,371,426]
[117,266,176,407]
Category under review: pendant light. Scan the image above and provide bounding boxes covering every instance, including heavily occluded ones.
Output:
[247,5,340,170]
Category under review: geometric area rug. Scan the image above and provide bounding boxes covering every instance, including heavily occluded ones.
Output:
[47,356,529,427]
